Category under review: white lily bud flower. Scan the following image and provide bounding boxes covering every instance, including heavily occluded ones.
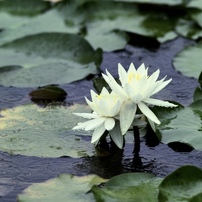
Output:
[73,88,124,149]
[102,63,178,135]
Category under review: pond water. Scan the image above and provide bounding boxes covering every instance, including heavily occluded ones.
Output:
[0,36,201,202]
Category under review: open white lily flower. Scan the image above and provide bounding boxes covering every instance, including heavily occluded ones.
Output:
[102,63,177,135]
[73,87,124,148]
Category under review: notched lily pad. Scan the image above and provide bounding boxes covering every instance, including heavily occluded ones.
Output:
[155,105,202,150]
[0,104,94,158]
[17,174,107,202]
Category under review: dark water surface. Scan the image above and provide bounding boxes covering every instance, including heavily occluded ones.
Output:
[0,37,201,201]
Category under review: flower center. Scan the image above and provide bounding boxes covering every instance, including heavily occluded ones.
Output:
[128,73,142,83]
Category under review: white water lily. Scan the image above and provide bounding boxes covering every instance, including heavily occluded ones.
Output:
[102,63,177,135]
[73,87,124,148]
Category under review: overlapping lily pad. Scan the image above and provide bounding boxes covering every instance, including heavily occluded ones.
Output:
[17,165,202,202]
[0,104,94,158]
[0,2,82,46]
[155,104,202,150]
[159,165,202,201]
[0,33,101,87]
[173,42,202,79]
[17,174,107,202]
[0,0,50,16]
[83,1,176,51]
[92,173,162,202]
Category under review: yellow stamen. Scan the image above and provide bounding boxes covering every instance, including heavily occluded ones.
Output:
[128,73,142,83]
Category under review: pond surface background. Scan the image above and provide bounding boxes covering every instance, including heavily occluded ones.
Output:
[0,36,201,202]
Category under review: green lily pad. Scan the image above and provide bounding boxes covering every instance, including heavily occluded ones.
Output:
[155,105,202,150]
[190,10,202,28]
[91,173,162,202]
[159,165,202,201]
[175,19,202,40]
[173,42,202,79]
[0,33,101,87]
[111,0,184,6]
[0,3,82,46]
[187,0,202,10]
[0,0,50,16]
[83,2,176,51]
[17,174,107,202]
[29,85,67,102]
[0,104,95,158]
[193,72,202,102]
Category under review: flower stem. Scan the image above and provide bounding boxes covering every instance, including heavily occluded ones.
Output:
[133,126,140,155]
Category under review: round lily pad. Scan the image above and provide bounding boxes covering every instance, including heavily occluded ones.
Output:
[0,104,94,158]
[17,174,107,202]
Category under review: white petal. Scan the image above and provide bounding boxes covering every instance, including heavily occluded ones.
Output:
[138,102,160,124]
[104,118,115,131]
[109,121,123,149]
[128,63,137,74]
[101,87,110,95]
[102,72,128,99]
[90,90,98,102]
[144,98,178,107]
[147,118,156,132]
[137,63,147,76]
[85,97,103,115]
[72,121,90,130]
[73,112,99,119]
[120,100,137,135]
[151,78,172,95]
[118,63,128,85]
[85,117,106,130]
[91,124,106,143]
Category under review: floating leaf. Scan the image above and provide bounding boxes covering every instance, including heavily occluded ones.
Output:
[92,173,162,202]
[173,42,202,79]
[187,0,202,10]
[0,0,50,16]
[111,0,184,6]
[17,174,107,202]
[0,3,82,46]
[29,84,67,102]
[83,2,176,51]
[159,165,202,201]
[0,33,101,87]
[175,19,202,40]
[156,105,202,150]
[0,104,94,158]
[193,72,202,102]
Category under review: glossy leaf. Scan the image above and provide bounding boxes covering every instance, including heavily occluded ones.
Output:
[173,42,202,79]
[159,165,202,201]
[92,173,162,202]
[0,33,101,87]
[17,174,107,202]
[0,0,50,16]
[0,3,81,46]
[83,2,176,51]
[0,104,94,158]
[156,105,202,150]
